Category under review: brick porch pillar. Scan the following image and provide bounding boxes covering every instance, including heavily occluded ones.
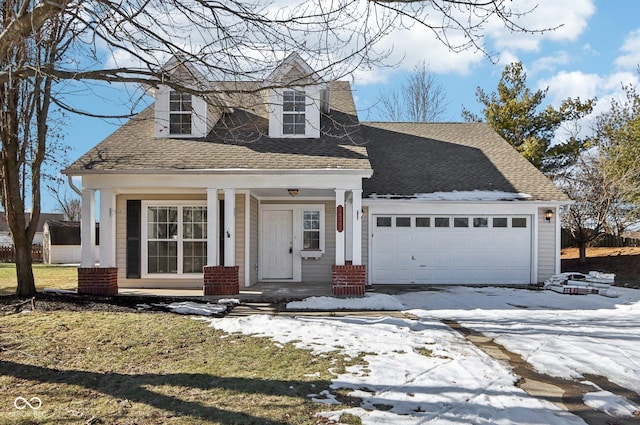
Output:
[203,266,239,295]
[332,265,366,297]
[78,267,118,296]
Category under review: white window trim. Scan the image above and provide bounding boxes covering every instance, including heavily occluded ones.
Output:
[168,91,193,136]
[282,90,306,135]
[141,200,207,279]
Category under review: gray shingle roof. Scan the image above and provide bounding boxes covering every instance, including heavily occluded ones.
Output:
[64,81,371,173]
[45,221,100,245]
[0,213,65,233]
[64,79,567,202]
[361,122,569,202]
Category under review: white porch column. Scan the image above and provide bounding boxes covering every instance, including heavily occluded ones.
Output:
[351,189,363,265]
[80,189,96,268]
[345,196,353,262]
[206,189,219,266]
[223,188,236,266]
[335,189,346,266]
[99,188,117,268]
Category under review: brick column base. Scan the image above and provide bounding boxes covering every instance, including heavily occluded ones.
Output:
[204,266,240,295]
[332,265,366,297]
[78,267,118,296]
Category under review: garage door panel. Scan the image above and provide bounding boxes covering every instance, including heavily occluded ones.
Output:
[371,214,532,285]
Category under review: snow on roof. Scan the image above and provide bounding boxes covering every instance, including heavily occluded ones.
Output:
[368,190,533,201]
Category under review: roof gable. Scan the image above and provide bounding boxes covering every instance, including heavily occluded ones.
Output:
[264,52,322,86]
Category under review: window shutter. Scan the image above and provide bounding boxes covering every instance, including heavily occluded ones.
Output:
[126,200,141,278]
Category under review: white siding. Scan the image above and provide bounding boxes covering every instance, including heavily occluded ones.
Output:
[537,207,557,282]
[48,245,100,264]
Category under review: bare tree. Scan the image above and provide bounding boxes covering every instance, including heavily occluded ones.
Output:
[1,0,555,295]
[48,181,81,221]
[377,62,448,122]
[559,152,640,264]
[1,4,71,295]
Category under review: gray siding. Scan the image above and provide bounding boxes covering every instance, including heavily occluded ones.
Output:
[301,200,335,283]
[250,196,259,285]
[537,207,557,282]
[362,207,369,283]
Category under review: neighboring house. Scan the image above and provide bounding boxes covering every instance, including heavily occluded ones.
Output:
[42,221,99,264]
[0,212,65,246]
[63,53,569,296]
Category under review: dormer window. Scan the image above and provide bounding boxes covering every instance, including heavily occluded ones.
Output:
[169,91,192,135]
[282,90,306,135]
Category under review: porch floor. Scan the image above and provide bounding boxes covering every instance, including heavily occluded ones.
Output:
[118,281,334,303]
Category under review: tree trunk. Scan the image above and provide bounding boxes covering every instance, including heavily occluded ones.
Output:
[14,240,35,296]
[578,243,587,265]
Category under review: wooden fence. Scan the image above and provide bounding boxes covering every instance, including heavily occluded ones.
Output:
[0,245,43,263]
[562,230,640,248]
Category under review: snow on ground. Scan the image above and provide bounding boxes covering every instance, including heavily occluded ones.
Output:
[205,286,640,423]
[207,308,583,423]
[287,293,404,310]
[583,390,640,417]
[398,287,640,400]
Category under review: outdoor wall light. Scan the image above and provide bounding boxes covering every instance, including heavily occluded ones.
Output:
[544,209,554,222]
[287,188,299,197]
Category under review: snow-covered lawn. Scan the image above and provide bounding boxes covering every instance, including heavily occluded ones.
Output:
[206,287,640,424]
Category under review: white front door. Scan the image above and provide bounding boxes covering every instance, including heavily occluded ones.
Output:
[261,209,294,279]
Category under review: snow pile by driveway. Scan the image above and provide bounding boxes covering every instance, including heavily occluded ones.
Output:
[287,293,404,310]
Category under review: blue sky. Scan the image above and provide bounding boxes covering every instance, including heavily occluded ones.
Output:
[48,0,640,213]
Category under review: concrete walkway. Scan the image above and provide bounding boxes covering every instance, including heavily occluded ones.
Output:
[444,319,640,425]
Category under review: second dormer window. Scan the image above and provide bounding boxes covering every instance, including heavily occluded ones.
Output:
[282,90,305,135]
[169,91,192,135]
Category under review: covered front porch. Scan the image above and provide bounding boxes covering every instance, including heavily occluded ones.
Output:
[73,171,370,298]
[118,280,335,302]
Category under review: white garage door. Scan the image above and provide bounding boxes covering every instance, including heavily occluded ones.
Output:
[371,215,532,284]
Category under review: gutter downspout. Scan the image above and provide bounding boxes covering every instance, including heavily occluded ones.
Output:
[67,175,82,196]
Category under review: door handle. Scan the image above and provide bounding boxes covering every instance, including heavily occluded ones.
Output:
[289,247,293,254]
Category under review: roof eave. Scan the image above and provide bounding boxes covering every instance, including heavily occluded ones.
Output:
[62,168,373,178]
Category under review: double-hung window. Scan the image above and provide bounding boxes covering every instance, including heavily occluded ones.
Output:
[169,91,192,135]
[282,90,306,135]
[145,203,207,276]
[303,210,321,250]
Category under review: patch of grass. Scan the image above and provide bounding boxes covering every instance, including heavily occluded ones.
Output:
[339,413,362,424]
[0,310,355,424]
[415,347,433,357]
[0,264,78,295]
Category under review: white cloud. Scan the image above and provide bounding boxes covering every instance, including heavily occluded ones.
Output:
[487,0,595,52]
[614,28,640,70]
[530,51,572,75]
[353,0,595,86]
[352,24,485,85]
[497,51,520,67]
[538,71,601,104]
